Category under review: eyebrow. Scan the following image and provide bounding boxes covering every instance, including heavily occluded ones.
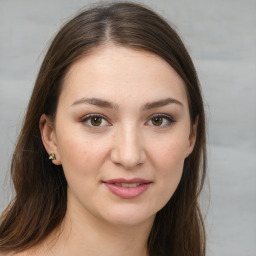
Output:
[142,98,183,110]
[71,97,119,109]
[71,97,183,110]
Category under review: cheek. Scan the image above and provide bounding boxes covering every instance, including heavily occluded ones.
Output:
[153,135,188,164]
[56,128,110,176]
[150,135,188,183]
[147,138,187,212]
[57,136,103,201]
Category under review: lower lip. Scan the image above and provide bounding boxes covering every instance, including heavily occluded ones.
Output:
[104,183,151,199]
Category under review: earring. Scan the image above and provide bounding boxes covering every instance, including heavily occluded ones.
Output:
[49,152,56,160]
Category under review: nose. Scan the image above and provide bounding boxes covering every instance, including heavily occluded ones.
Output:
[110,124,146,169]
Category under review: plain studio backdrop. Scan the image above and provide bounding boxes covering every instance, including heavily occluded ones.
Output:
[0,0,255,255]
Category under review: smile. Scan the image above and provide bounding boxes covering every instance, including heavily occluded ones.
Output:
[113,182,142,188]
[103,178,152,199]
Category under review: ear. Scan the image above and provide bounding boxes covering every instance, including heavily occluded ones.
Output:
[185,115,199,158]
[39,114,62,165]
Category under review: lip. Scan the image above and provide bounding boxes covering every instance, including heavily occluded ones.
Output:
[103,178,152,199]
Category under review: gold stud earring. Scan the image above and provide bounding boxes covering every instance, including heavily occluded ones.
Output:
[49,152,56,160]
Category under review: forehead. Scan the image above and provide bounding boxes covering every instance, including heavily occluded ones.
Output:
[60,45,188,108]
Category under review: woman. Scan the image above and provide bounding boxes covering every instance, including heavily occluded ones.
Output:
[0,2,207,256]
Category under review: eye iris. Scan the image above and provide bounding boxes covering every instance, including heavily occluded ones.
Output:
[152,116,163,126]
[91,117,102,126]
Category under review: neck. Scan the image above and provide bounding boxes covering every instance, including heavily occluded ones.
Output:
[44,204,154,256]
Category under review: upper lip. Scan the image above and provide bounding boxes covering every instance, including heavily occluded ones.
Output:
[103,178,152,184]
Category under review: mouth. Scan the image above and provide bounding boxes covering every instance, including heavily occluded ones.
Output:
[112,182,144,188]
[103,178,152,199]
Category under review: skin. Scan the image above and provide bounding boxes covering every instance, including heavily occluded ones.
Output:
[36,45,197,256]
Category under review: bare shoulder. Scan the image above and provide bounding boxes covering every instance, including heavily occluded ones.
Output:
[0,252,13,256]
[0,253,14,256]
[0,253,23,256]
[0,251,38,256]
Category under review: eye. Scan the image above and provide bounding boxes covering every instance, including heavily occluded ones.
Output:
[81,114,110,127]
[146,114,175,127]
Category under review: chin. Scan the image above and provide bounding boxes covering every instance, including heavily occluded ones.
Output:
[98,204,157,227]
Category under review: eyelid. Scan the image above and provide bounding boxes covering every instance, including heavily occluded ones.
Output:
[80,113,111,127]
[80,113,176,128]
[146,113,176,127]
[149,113,176,121]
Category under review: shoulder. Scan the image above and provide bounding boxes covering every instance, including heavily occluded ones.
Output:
[0,253,13,256]
[0,253,20,256]
[0,253,12,256]
[0,251,34,256]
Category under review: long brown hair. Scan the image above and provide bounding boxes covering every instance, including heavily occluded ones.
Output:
[0,2,207,255]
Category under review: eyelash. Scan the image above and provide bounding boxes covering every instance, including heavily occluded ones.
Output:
[80,113,176,128]
[80,114,110,127]
[146,113,176,127]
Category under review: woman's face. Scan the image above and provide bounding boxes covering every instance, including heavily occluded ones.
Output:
[42,45,197,227]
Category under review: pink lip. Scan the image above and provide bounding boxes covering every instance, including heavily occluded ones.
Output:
[103,178,152,199]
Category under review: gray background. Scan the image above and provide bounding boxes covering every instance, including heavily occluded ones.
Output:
[0,0,255,255]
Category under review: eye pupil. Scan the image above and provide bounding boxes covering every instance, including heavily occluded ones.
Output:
[152,116,163,126]
[91,117,102,126]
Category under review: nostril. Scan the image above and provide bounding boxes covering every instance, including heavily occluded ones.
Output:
[110,127,146,168]
[110,147,146,168]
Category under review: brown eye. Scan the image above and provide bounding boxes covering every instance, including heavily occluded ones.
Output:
[91,116,102,126]
[152,116,163,126]
[81,114,109,127]
[146,114,176,127]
